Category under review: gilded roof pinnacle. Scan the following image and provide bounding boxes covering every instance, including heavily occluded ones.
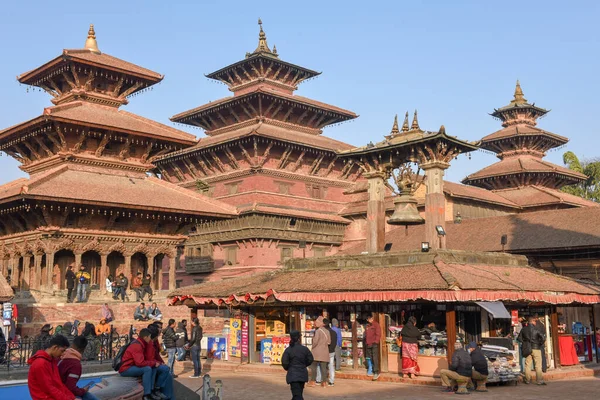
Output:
[390,114,400,134]
[84,24,101,54]
[511,79,527,105]
[411,110,420,131]
[252,18,277,57]
[401,111,410,132]
[439,125,446,135]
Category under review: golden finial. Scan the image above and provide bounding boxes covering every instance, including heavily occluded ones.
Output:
[84,24,100,54]
[390,114,400,134]
[273,44,278,55]
[401,111,410,132]
[512,79,527,104]
[411,110,420,131]
[254,17,273,54]
[439,125,446,135]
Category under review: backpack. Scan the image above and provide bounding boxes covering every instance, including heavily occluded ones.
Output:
[112,340,136,372]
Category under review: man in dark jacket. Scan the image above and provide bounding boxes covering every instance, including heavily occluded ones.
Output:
[65,265,76,303]
[468,342,489,392]
[518,316,546,385]
[58,336,100,400]
[282,330,314,400]
[188,318,203,378]
[365,315,381,381]
[440,342,472,393]
[322,318,338,386]
[175,320,189,361]
[162,319,178,377]
[142,274,153,301]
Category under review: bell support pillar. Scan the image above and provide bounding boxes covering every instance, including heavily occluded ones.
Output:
[365,171,387,253]
[422,161,449,250]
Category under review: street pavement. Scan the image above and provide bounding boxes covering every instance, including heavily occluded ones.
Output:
[179,372,600,399]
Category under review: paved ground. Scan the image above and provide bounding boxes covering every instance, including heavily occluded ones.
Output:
[179,372,600,399]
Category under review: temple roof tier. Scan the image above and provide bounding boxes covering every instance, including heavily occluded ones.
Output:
[480,124,568,156]
[490,81,549,127]
[17,25,163,107]
[170,87,357,134]
[0,164,238,218]
[462,155,587,190]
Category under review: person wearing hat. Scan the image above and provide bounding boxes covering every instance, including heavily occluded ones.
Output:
[282,330,314,400]
[467,342,488,392]
[32,324,54,354]
[440,341,472,394]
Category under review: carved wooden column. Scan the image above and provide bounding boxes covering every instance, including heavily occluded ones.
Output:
[99,253,109,293]
[124,255,132,280]
[168,256,177,291]
[422,161,449,250]
[446,305,457,363]
[45,252,55,292]
[10,256,18,289]
[75,252,82,267]
[33,253,43,291]
[23,254,32,290]
[364,171,387,253]
[1,258,7,277]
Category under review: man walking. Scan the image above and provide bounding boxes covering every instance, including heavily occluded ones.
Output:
[188,318,203,378]
[75,265,91,303]
[518,316,547,385]
[162,319,178,377]
[65,265,76,303]
[365,314,381,381]
[323,318,338,386]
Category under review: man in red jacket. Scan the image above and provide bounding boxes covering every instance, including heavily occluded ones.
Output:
[58,336,100,400]
[365,314,382,381]
[119,328,168,400]
[27,335,75,400]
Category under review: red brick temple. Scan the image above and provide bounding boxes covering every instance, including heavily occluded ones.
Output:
[0,25,236,305]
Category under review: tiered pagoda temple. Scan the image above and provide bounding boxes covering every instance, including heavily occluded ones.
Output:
[157,20,361,274]
[462,81,589,210]
[0,25,236,296]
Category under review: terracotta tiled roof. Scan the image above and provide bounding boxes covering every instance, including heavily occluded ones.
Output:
[481,124,568,144]
[493,186,600,208]
[156,122,354,162]
[18,49,163,83]
[340,206,600,255]
[238,204,351,224]
[0,102,196,145]
[463,155,587,182]
[170,250,600,305]
[0,272,13,302]
[171,86,357,122]
[0,165,237,217]
[443,181,519,208]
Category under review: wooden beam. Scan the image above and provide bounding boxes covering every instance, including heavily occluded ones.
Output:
[238,143,253,166]
[70,63,81,87]
[113,76,125,96]
[62,72,76,89]
[278,146,292,169]
[224,146,239,169]
[33,136,54,157]
[119,81,144,98]
[71,131,87,153]
[95,134,110,157]
[446,305,456,364]
[23,141,42,160]
[258,142,274,167]
[272,65,283,80]
[291,151,306,172]
[39,84,59,98]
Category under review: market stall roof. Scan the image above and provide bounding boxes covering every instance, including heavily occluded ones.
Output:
[169,250,600,307]
[475,302,511,319]
[0,272,14,302]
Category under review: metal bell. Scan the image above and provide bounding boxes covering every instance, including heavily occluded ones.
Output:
[387,191,425,225]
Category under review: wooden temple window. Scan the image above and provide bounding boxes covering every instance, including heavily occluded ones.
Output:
[225,181,241,195]
[280,247,294,263]
[313,247,326,258]
[225,246,237,265]
[276,181,293,195]
[306,184,326,199]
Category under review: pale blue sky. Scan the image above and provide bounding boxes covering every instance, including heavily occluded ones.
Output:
[1,0,598,185]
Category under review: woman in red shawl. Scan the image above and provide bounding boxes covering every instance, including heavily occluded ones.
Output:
[400,316,421,378]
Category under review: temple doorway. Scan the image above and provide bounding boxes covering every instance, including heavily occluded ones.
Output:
[39,254,47,290]
[82,251,101,286]
[131,252,148,278]
[153,254,166,290]
[55,250,75,290]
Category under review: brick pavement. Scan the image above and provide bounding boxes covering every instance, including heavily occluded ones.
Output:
[179,373,600,399]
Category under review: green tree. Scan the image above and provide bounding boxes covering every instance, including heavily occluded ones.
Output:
[562,151,600,202]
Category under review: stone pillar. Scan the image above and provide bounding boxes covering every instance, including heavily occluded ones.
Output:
[364,171,387,253]
[145,254,153,277]
[75,252,82,267]
[422,161,449,250]
[1,258,6,277]
[100,253,108,293]
[23,254,32,290]
[124,255,132,279]
[168,256,177,291]
[45,252,55,292]
[33,254,43,291]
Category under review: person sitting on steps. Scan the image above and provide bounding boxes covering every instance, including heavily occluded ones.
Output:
[135,302,150,321]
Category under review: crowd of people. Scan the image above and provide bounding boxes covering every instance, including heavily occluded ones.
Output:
[62,262,157,304]
[27,314,204,400]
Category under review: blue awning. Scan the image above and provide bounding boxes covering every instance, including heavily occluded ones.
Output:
[476,301,511,319]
